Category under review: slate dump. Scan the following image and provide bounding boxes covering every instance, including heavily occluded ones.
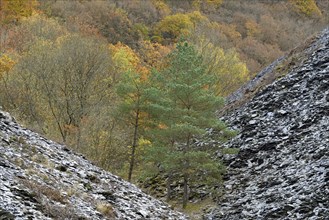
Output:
[1,27,329,220]
[0,111,187,220]
[206,28,329,219]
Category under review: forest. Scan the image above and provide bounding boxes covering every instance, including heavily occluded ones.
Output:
[0,0,328,212]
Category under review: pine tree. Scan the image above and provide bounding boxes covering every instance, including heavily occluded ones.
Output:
[115,70,150,182]
[146,41,231,208]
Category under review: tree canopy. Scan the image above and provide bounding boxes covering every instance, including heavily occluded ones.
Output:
[144,42,234,208]
[0,0,328,213]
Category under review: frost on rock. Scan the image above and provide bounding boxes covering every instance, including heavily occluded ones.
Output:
[205,28,329,219]
[0,109,187,219]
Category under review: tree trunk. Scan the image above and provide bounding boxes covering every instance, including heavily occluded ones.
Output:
[183,173,188,209]
[167,140,176,202]
[76,125,81,149]
[182,134,191,209]
[128,109,139,182]
[166,173,172,202]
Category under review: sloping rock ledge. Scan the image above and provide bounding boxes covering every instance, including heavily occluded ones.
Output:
[0,110,187,219]
[205,28,329,219]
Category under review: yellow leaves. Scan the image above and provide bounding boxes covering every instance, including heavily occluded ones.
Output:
[0,0,38,24]
[215,22,242,43]
[0,54,16,77]
[109,42,150,80]
[135,137,152,162]
[138,137,151,147]
[134,23,149,39]
[205,0,223,4]
[289,0,322,17]
[192,0,223,10]
[187,11,209,24]
[124,137,151,171]
[158,123,168,130]
[195,38,249,96]
[154,11,209,44]
[25,14,66,38]
[110,42,140,73]
[155,13,193,43]
[245,19,261,37]
[151,0,171,17]
[3,14,67,53]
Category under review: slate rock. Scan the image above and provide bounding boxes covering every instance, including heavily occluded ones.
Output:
[0,110,187,220]
[205,27,329,219]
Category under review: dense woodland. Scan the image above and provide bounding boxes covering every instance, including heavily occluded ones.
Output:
[0,0,328,210]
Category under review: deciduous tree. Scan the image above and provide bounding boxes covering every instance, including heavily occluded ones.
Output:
[289,0,322,17]
[154,11,207,44]
[190,36,249,96]
[3,34,112,148]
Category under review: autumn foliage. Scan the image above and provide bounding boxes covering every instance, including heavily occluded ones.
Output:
[0,0,328,209]
[0,0,38,24]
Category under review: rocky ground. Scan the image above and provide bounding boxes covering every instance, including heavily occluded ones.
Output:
[0,111,187,219]
[205,28,329,219]
[1,24,328,220]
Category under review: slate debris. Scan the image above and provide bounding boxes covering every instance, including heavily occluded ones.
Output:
[0,207,15,220]
[205,28,329,219]
[0,110,187,219]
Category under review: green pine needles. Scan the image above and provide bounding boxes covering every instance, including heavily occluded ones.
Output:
[144,41,233,208]
[116,41,234,208]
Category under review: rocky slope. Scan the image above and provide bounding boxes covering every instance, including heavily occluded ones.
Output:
[0,111,187,219]
[206,28,329,219]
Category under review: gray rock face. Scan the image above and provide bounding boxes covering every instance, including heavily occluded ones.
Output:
[206,28,329,219]
[0,112,187,219]
[226,56,286,105]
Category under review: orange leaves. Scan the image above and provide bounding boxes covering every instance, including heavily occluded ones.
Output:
[245,19,261,38]
[158,123,168,130]
[109,40,171,81]
[215,22,242,44]
[139,40,172,70]
[63,123,78,135]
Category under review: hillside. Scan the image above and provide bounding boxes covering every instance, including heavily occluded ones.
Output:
[0,111,187,219]
[205,27,329,219]
[2,27,328,219]
[1,0,329,188]
[1,0,329,218]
